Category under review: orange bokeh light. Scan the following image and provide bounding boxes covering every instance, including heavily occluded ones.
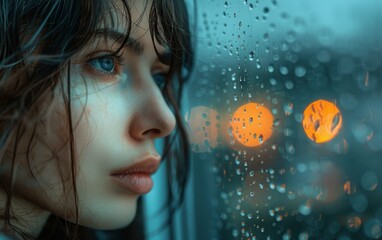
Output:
[230,102,274,147]
[302,99,342,143]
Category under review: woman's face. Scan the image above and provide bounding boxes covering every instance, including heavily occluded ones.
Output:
[0,0,175,230]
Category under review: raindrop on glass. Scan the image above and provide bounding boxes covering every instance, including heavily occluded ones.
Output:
[269,78,277,86]
[248,51,255,61]
[285,80,294,90]
[268,64,275,73]
[361,172,378,191]
[350,194,368,213]
[364,219,382,239]
[280,66,289,75]
[231,73,236,81]
[294,66,307,77]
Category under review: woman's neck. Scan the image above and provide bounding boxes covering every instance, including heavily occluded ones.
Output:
[0,189,50,239]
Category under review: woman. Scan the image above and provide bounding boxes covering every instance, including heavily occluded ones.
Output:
[0,0,193,239]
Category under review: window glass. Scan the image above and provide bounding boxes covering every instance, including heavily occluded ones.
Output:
[183,0,382,239]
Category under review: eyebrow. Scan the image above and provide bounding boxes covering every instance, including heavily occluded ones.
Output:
[94,29,144,55]
[92,29,172,64]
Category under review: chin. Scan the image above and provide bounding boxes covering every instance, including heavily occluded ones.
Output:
[77,200,138,230]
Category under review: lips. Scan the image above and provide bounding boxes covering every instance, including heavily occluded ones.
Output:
[110,156,161,194]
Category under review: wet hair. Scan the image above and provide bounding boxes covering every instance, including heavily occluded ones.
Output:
[0,0,193,239]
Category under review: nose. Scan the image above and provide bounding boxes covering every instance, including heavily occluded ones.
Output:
[128,84,176,141]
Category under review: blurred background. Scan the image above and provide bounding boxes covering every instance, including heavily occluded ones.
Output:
[144,0,382,239]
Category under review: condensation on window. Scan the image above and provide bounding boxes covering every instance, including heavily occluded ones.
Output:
[185,0,382,239]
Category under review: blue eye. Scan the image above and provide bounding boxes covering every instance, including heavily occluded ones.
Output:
[153,73,167,89]
[88,56,115,73]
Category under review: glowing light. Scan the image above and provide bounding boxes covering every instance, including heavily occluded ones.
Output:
[344,181,351,194]
[184,106,220,153]
[347,216,362,232]
[302,99,342,143]
[230,102,274,147]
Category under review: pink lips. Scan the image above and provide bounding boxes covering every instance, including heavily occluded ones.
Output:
[110,156,161,194]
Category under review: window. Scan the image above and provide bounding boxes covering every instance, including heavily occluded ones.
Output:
[144,0,382,239]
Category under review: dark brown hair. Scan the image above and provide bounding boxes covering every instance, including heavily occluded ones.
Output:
[0,0,193,239]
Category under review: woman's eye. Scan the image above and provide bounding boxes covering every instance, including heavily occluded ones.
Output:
[88,56,115,74]
[153,73,167,89]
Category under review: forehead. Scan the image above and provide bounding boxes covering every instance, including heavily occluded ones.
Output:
[101,0,150,36]
[98,0,168,54]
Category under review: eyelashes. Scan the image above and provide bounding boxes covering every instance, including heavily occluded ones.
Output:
[85,52,125,81]
[83,52,169,90]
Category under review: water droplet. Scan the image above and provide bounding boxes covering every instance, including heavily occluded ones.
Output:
[220,192,228,199]
[273,118,280,127]
[269,78,277,86]
[263,33,269,41]
[351,123,373,143]
[269,209,275,216]
[286,31,297,43]
[364,218,382,239]
[350,194,368,213]
[317,49,331,63]
[231,73,236,81]
[285,80,294,90]
[331,113,341,132]
[361,172,378,191]
[256,61,261,69]
[277,184,286,193]
[259,134,263,144]
[249,171,255,177]
[268,64,275,73]
[240,210,245,217]
[280,66,289,75]
[287,191,296,200]
[294,66,307,77]
[299,203,311,216]
[298,232,309,240]
[283,233,292,240]
[285,143,295,155]
[232,229,239,237]
[248,51,255,61]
